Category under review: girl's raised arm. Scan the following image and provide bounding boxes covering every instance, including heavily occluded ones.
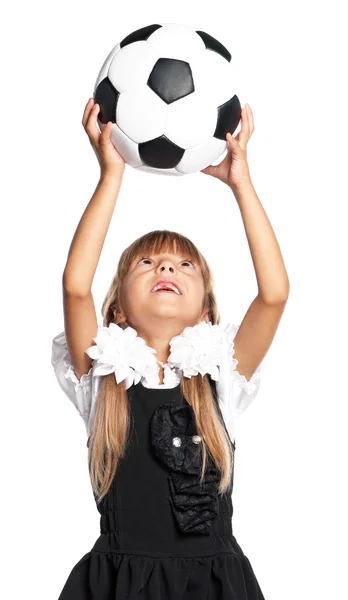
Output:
[62,99,125,381]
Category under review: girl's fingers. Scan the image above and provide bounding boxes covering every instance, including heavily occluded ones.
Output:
[100,121,112,141]
[238,105,250,150]
[84,101,101,146]
[81,98,95,128]
[246,104,254,131]
[244,104,254,138]
[201,164,217,177]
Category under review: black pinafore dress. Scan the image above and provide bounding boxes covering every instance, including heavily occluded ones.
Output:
[58,378,265,599]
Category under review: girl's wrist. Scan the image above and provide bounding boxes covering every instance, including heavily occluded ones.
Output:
[100,168,124,182]
[229,178,254,197]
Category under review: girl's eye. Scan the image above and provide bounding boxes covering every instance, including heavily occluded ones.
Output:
[138,258,194,267]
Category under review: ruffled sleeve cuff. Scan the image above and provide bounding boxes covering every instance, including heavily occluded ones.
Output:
[215,323,263,429]
[231,361,262,416]
[228,323,262,415]
[64,361,93,393]
[51,331,93,424]
[232,360,261,395]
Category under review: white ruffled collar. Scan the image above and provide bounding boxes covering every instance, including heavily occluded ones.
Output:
[85,320,238,390]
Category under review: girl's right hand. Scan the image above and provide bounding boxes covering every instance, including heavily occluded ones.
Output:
[82,98,126,177]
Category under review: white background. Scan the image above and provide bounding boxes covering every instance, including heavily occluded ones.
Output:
[1,1,347,598]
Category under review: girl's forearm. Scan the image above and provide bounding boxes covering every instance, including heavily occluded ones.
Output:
[231,180,290,304]
[63,172,123,296]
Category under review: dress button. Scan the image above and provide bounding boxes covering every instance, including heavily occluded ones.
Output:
[172,437,181,447]
[192,435,202,444]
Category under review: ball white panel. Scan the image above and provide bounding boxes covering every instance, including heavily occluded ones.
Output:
[165,92,217,148]
[190,51,238,108]
[116,88,167,144]
[135,164,184,176]
[147,23,205,63]
[108,41,160,93]
[94,44,121,93]
[175,138,227,174]
[108,123,143,168]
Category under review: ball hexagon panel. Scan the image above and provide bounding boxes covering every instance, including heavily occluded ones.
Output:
[175,137,227,175]
[189,50,238,110]
[94,43,120,95]
[165,91,218,148]
[135,162,186,176]
[116,87,167,144]
[108,41,160,93]
[144,23,207,64]
[107,122,143,168]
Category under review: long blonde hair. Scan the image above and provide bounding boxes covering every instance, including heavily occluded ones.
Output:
[88,230,234,503]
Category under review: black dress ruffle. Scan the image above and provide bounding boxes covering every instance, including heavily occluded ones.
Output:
[59,545,265,600]
[58,379,265,599]
[150,402,221,534]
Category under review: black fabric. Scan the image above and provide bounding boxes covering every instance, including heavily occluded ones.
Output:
[150,402,221,534]
[58,378,265,599]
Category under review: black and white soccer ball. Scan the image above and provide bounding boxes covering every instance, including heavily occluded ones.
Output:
[94,23,242,176]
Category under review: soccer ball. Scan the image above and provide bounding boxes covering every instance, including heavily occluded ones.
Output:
[94,23,242,176]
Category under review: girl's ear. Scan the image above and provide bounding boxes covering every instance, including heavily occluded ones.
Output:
[115,313,126,324]
[112,306,126,324]
[201,309,210,323]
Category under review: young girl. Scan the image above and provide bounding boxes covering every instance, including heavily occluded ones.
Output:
[51,98,289,599]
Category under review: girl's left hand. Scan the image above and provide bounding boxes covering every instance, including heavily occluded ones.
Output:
[200,103,254,188]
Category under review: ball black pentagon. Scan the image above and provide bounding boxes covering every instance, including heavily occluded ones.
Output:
[214,95,242,140]
[196,30,231,63]
[120,24,162,48]
[94,77,120,125]
[139,136,185,169]
[147,58,194,104]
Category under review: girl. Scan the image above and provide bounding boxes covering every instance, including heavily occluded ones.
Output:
[51,98,289,599]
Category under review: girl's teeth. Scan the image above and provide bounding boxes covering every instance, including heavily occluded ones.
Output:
[152,285,179,294]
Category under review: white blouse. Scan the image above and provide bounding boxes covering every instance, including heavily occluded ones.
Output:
[51,323,262,444]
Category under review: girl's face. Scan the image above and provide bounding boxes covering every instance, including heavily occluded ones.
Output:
[117,251,208,332]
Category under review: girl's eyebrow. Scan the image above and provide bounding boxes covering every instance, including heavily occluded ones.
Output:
[135,254,182,261]
[148,253,192,260]
[132,253,197,267]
